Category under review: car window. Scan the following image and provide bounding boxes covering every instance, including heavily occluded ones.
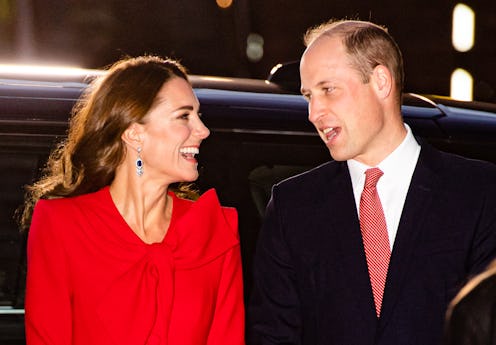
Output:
[1,74,496,344]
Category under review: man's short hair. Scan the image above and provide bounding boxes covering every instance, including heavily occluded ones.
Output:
[304,20,404,97]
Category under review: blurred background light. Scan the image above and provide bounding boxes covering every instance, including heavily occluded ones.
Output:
[216,0,233,9]
[0,64,101,77]
[452,3,475,52]
[0,0,12,20]
[270,63,283,76]
[0,0,495,102]
[450,68,473,101]
[246,33,264,62]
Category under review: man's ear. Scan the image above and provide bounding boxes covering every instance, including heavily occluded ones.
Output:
[372,65,393,99]
[121,123,144,147]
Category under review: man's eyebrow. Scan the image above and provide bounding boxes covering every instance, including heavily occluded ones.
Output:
[301,81,330,95]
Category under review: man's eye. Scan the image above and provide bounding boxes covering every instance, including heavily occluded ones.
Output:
[302,94,311,101]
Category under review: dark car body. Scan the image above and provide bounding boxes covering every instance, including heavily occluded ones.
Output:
[1,65,496,344]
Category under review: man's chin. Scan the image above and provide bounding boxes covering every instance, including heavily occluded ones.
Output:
[328,148,348,162]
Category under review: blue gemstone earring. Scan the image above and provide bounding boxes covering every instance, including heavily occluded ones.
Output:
[136,147,144,176]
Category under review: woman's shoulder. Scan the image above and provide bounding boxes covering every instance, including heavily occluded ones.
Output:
[172,188,236,218]
[172,189,237,234]
[33,187,110,219]
[168,188,239,265]
[29,187,117,246]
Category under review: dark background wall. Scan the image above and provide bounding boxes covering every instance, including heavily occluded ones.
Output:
[1,0,494,102]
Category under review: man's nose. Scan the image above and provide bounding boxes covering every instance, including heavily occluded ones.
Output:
[308,96,327,124]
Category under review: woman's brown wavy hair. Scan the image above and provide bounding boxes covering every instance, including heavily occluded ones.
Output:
[20,55,197,230]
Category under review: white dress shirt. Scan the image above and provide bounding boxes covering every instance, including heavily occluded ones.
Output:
[347,124,421,250]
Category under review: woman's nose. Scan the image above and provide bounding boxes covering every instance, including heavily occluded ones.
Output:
[195,118,210,139]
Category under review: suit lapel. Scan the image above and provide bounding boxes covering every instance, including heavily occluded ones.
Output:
[324,162,379,323]
[378,144,441,328]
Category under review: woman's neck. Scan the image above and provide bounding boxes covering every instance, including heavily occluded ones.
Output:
[109,171,172,244]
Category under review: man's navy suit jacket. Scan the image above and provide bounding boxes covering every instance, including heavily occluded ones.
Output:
[248,143,496,345]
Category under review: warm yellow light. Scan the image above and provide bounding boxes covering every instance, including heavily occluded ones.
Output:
[270,64,283,76]
[450,68,473,101]
[452,3,475,52]
[216,0,233,9]
[0,64,102,77]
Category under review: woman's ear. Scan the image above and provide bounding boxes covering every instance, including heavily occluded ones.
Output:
[121,123,144,148]
[371,65,393,99]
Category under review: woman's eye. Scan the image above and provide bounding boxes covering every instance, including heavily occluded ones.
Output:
[179,113,189,120]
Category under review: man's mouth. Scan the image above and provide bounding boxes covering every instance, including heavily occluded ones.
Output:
[322,127,338,141]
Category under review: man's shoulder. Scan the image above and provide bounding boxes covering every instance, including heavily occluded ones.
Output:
[279,160,334,179]
[419,144,496,193]
[421,143,496,176]
[274,160,346,193]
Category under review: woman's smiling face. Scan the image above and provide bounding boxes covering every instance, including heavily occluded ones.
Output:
[139,77,210,184]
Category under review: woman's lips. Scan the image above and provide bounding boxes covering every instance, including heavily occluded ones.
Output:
[179,146,199,161]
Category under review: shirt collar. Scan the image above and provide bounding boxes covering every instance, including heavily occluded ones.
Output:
[347,124,420,184]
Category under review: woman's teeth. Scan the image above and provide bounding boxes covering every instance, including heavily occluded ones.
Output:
[179,147,199,158]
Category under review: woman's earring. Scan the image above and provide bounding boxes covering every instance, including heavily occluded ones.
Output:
[136,147,144,176]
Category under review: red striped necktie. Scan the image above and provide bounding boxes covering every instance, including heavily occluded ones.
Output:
[359,167,391,317]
